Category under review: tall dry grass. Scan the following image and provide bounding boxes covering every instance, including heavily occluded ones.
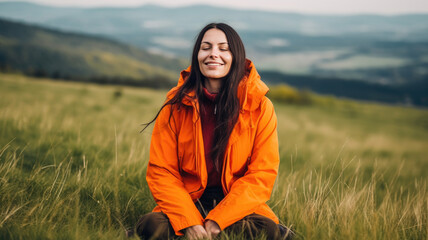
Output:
[0,73,427,239]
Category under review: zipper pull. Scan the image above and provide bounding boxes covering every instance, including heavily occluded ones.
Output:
[214,104,217,115]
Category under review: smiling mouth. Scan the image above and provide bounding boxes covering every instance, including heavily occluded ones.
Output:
[205,62,223,66]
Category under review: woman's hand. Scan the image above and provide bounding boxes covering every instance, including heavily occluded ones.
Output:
[205,220,221,239]
[185,225,209,240]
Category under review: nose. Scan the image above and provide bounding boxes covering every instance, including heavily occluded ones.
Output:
[209,47,220,58]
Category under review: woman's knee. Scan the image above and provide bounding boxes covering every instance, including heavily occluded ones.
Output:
[225,214,280,240]
[135,212,174,239]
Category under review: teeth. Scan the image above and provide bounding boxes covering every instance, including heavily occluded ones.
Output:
[207,63,221,66]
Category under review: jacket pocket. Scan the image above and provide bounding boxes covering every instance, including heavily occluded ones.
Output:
[230,144,250,177]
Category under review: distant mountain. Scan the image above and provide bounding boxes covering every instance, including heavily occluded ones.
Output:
[259,71,428,107]
[0,18,187,86]
[0,1,427,87]
[0,2,427,106]
[0,1,83,23]
[1,2,427,38]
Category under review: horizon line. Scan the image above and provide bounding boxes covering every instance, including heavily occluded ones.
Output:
[1,0,428,16]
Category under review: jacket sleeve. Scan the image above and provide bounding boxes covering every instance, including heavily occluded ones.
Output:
[205,97,280,230]
[146,104,204,235]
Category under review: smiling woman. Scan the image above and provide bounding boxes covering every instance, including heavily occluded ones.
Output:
[198,29,233,92]
[134,23,294,240]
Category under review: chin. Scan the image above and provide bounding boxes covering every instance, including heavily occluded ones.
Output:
[203,71,227,79]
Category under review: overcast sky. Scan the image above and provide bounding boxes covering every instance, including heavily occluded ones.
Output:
[1,0,428,14]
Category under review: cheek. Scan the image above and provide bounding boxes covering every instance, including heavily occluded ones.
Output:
[225,54,233,70]
[225,53,233,64]
[198,51,207,62]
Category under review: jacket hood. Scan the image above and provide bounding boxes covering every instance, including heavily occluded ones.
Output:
[167,59,268,112]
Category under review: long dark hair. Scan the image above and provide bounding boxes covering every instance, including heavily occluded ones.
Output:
[144,23,246,171]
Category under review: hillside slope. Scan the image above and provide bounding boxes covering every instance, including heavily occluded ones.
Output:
[1,2,428,84]
[0,72,426,239]
[0,18,187,86]
[260,71,428,107]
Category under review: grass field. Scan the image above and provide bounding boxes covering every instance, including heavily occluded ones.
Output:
[0,73,427,239]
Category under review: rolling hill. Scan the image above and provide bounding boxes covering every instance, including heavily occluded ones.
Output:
[0,2,427,87]
[0,16,426,106]
[0,18,187,87]
[0,72,427,239]
[260,70,428,106]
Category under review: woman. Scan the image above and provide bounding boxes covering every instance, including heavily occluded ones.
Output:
[136,23,292,240]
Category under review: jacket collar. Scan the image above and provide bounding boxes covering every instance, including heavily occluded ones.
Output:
[166,59,269,112]
[237,59,269,112]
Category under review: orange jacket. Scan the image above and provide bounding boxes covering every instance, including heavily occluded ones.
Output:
[146,59,280,235]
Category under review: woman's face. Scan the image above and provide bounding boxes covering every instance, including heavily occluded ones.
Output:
[198,28,233,82]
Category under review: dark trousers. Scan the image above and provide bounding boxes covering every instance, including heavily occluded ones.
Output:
[135,187,293,240]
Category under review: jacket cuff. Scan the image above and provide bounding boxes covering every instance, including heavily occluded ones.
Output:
[170,214,204,236]
[204,212,234,231]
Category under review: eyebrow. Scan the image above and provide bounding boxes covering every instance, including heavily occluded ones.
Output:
[201,41,229,45]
